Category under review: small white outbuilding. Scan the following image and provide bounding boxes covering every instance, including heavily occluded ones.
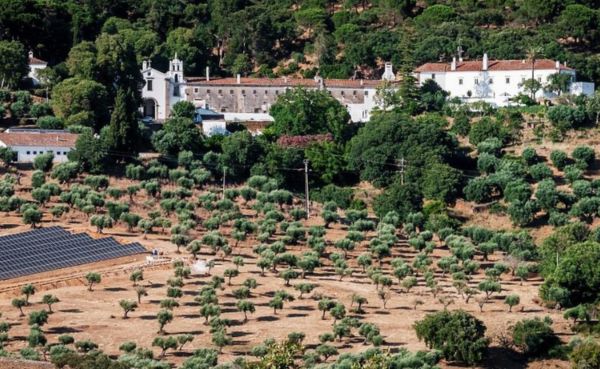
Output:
[0,129,78,163]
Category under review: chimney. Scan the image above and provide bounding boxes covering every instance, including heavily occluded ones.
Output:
[451,57,457,71]
[482,53,488,71]
[555,60,560,69]
[236,74,241,84]
[459,56,463,63]
[206,66,210,81]
[360,79,363,86]
[382,62,395,81]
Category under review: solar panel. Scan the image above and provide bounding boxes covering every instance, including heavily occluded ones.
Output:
[0,227,147,280]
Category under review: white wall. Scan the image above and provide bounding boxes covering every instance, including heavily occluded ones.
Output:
[8,146,71,163]
[28,63,47,86]
[418,69,580,106]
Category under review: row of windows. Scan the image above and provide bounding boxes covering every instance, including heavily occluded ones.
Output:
[193,88,369,97]
[25,150,68,156]
[457,76,547,85]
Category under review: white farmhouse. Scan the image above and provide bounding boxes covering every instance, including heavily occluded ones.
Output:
[28,51,47,86]
[415,54,595,106]
[0,129,78,163]
[140,56,396,123]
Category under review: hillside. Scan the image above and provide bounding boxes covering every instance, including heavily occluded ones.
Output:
[2,1,600,84]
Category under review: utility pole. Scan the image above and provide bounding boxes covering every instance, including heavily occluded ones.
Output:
[398,157,406,185]
[303,159,310,217]
[222,166,227,199]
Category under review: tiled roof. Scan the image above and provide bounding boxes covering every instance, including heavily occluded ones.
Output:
[28,56,47,65]
[0,130,78,147]
[415,59,573,73]
[186,76,387,88]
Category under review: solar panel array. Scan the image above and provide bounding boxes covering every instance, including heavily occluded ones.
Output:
[0,227,147,280]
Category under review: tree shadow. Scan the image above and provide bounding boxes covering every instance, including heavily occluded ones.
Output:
[257,315,279,322]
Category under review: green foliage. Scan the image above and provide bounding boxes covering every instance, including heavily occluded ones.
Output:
[414,310,488,365]
[511,317,560,357]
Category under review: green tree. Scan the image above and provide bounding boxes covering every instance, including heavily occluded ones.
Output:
[414,310,489,365]
[107,87,140,156]
[85,272,101,291]
[236,300,255,322]
[156,309,174,334]
[51,78,109,130]
[0,40,28,89]
[41,294,59,313]
[269,88,350,141]
[119,300,138,318]
[511,317,560,357]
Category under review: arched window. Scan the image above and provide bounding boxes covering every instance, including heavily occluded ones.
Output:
[174,74,179,83]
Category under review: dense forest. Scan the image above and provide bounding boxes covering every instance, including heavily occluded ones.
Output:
[3,0,600,82]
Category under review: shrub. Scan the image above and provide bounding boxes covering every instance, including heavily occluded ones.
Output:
[521,147,538,165]
[312,184,354,209]
[550,150,569,170]
[570,340,600,369]
[477,137,503,156]
[33,153,54,172]
[511,317,560,357]
[572,146,595,169]
[477,153,498,174]
[414,310,489,365]
[528,163,552,182]
[37,116,64,129]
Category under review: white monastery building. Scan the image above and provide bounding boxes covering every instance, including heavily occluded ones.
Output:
[28,51,47,86]
[415,53,595,106]
[140,56,397,123]
[0,129,78,163]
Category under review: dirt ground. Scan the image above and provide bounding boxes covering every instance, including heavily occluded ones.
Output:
[0,166,579,368]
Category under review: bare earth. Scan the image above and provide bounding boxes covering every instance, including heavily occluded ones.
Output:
[0,166,577,368]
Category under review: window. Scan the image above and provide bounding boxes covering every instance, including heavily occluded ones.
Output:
[173,86,179,97]
[364,91,369,96]
[431,73,436,80]
[194,88,198,93]
[230,90,234,95]
[264,90,268,95]
[488,78,493,84]
[352,90,357,96]
[174,74,178,83]
[147,80,153,91]
[505,77,510,84]
[221,108,227,112]
[459,78,463,85]
[275,90,279,95]
[341,91,345,96]
[26,151,30,155]
[218,89,222,95]
[207,89,211,94]
[147,72,151,76]
[474,78,479,85]
[33,151,37,155]
[254,108,260,113]
[241,90,246,95]
[252,90,257,95]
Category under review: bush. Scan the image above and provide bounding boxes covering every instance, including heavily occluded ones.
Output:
[521,147,538,165]
[30,103,52,118]
[37,116,64,129]
[414,310,489,365]
[528,163,553,182]
[33,153,54,172]
[550,150,569,170]
[477,137,503,156]
[312,184,354,209]
[570,340,600,369]
[572,146,595,169]
[511,317,560,357]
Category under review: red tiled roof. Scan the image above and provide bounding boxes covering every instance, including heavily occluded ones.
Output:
[29,56,47,65]
[414,59,573,73]
[186,76,388,88]
[0,131,78,147]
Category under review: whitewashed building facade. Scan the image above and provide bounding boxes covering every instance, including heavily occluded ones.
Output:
[415,54,594,106]
[28,51,47,86]
[140,57,396,123]
[0,129,78,163]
